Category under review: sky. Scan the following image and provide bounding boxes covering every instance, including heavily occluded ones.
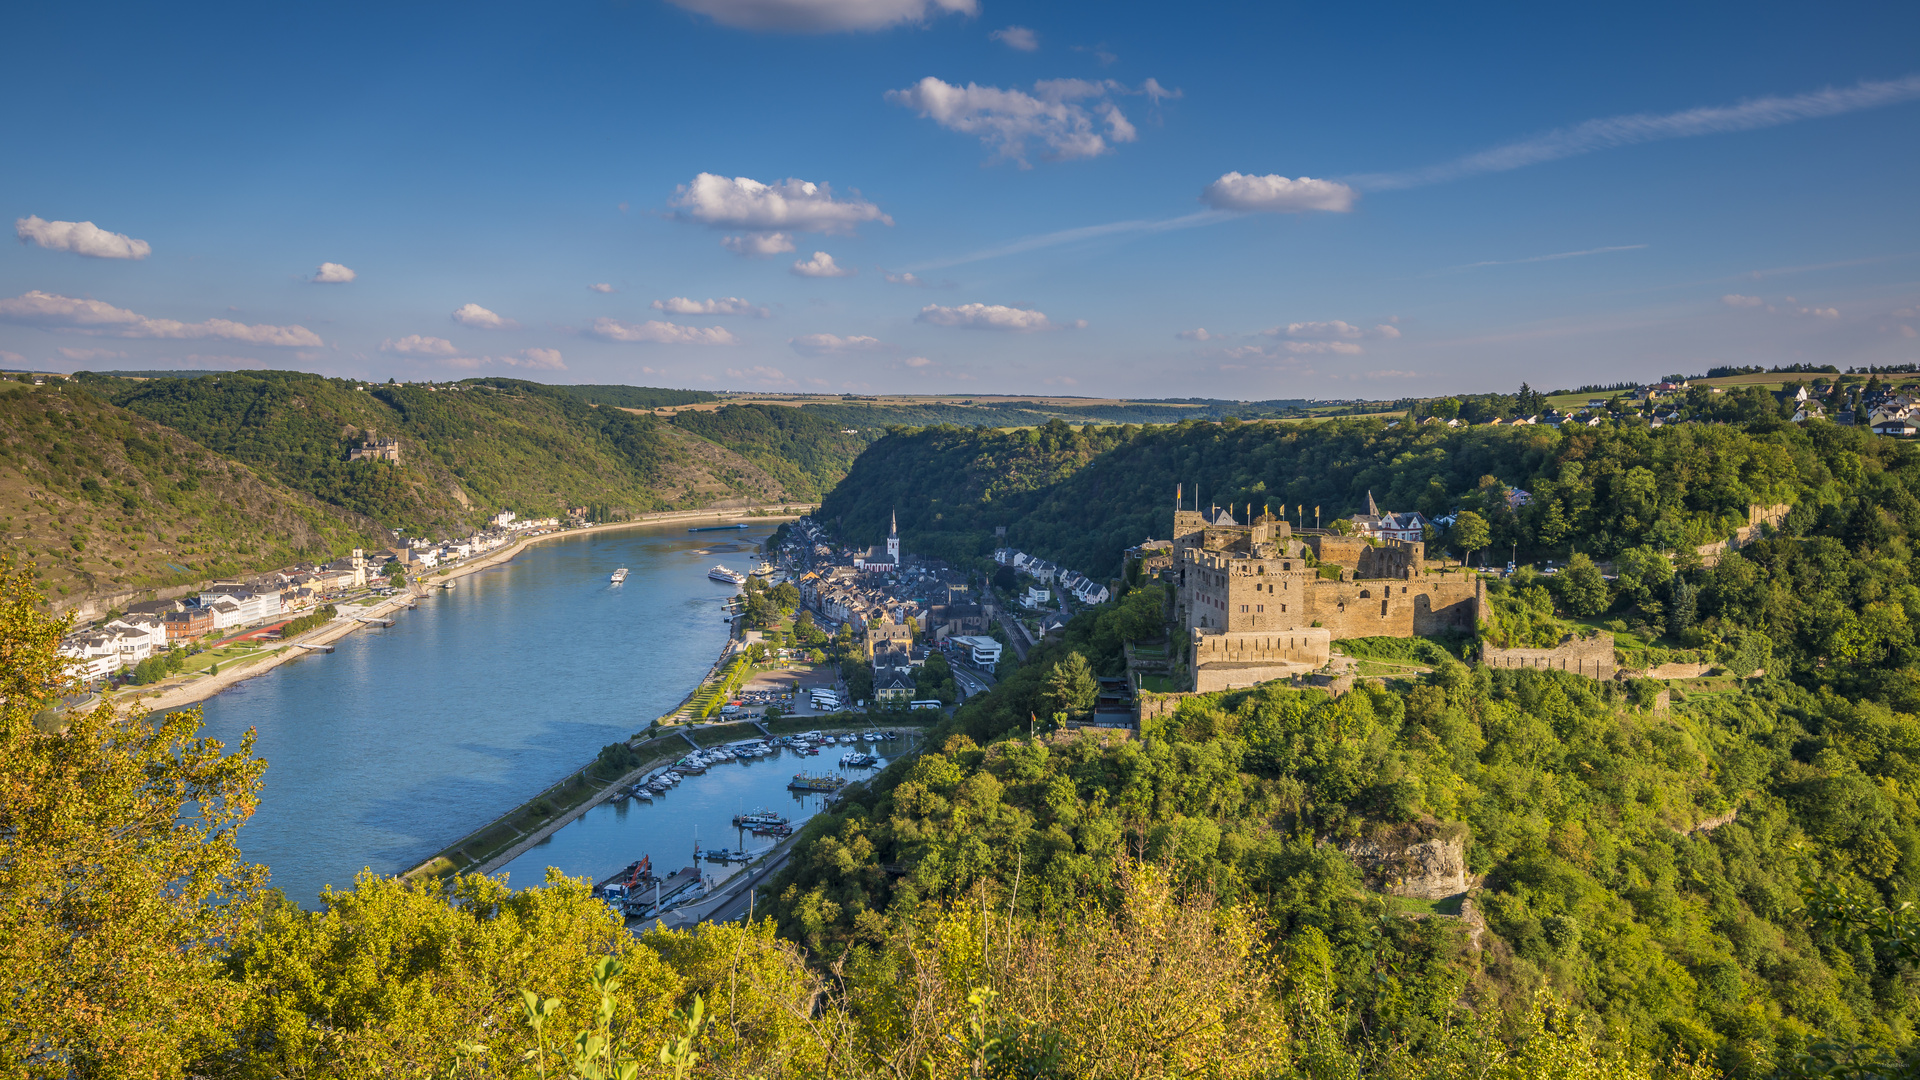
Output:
[2,0,1918,399]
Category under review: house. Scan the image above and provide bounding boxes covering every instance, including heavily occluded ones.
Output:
[1351,491,1429,544]
[58,632,122,682]
[873,665,916,704]
[1024,586,1051,608]
[197,585,283,627]
[1873,418,1918,437]
[165,607,215,641]
[951,635,1003,668]
[1586,398,1608,408]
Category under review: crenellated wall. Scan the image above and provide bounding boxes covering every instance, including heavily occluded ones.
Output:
[1482,632,1615,680]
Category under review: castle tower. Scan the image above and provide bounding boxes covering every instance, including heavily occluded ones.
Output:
[887,510,900,563]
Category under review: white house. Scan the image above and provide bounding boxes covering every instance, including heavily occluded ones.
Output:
[1024,586,1051,608]
[59,632,123,682]
[197,586,283,628]
[951,635,1003,667]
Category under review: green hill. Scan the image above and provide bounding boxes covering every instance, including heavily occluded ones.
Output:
[0,380,378,611]
[815,394,1811,577]
[78,371,797,538]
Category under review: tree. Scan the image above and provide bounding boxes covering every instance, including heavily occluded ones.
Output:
[1430,397,1461,420]
[1667,574,1697,637]
[1039,651,1097,721]
[1558,552,1609,616]
[1451,511,1491,566]
[0,559,268,1076]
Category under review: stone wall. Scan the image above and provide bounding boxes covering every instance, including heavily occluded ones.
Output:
[1191,627,1329,692]
[1301,575,1482,640]
[1482,631,1614,680]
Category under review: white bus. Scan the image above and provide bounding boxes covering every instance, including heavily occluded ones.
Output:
[909,699,943,711]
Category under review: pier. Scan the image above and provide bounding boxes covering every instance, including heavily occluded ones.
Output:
[290,642,335,653]
[357,617,395,627]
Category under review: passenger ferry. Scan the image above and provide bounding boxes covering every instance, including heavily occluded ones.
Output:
[610,568,628,584]
[708,565,747,585]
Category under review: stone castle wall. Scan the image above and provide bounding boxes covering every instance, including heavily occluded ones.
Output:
[1300,576,1482,640]
[1191,627,1329,692]
[1483,631,1615,680]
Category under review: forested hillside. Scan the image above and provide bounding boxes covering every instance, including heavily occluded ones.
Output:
[667,404,871,500]
[554,384,717,409]
[771,406,1920,1075]
[817,390,1829,577]
[79,372,794,537]
[0,381,377,609]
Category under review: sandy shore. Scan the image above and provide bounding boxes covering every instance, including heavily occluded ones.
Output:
[119,502,814,716]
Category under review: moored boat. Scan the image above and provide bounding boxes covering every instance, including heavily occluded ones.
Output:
[708,565,748,585]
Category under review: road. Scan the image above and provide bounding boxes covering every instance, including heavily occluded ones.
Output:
[951,663,995,700]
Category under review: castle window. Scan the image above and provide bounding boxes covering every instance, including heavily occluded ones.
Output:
[1256,604,1264,612]
[1359,589,1371,598]
[1240,604,1248,613]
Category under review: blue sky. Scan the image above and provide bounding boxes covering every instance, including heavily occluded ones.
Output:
[3,0,1917,398]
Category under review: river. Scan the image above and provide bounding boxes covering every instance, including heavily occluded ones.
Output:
[196,521,781,906]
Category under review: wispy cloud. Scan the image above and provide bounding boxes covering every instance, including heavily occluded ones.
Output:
[1453,244,1648,269]
[911,210,1228,271]
[1350,74,1920,191]
[0,291,322,346]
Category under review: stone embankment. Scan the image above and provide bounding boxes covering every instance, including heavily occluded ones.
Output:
[1481,632,1615,680]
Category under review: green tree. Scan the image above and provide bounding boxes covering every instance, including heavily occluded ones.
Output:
[1039,651,1097,721]
[1451,511,1491,566]
[1430,396,1462,420]
[1558,552,1609,616]
[0,559,268,1077]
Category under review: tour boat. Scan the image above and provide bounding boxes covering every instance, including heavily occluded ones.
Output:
[708,565,747,585]
[689,524,750,532]
[610,568,628,583]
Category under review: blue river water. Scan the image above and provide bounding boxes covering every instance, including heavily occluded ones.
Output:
[193,521,796,906]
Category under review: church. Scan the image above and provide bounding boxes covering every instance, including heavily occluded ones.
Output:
[854,511,903,572]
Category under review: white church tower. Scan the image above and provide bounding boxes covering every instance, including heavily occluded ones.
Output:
[887,510,901,564]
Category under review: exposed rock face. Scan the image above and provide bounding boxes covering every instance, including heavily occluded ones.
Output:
[1340,821,1470,900]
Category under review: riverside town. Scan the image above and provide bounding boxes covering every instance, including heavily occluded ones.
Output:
[4,5,1919,1075]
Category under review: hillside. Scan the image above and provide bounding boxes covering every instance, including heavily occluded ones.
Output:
[816,396,1817,577]
[0,381,378,612]
[80,372,800,537]
[769,409,1920,1075]
[665,404,871,500]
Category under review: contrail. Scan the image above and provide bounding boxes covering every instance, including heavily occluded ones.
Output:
[1456,244,1649,269]
[909,210,1232,271]
[1349,74,1920,191]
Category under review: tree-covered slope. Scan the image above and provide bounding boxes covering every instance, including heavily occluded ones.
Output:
[80,372,790,536]
[666,404,872,500]
[817,402,1836,579]
[0,381,378,608]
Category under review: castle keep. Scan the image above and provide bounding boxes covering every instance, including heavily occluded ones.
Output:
[1166,494,1483,692]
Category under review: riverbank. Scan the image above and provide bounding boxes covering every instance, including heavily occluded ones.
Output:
[114,502,814,716]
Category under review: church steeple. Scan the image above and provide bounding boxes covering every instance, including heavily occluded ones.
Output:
[1366,490,1380,517]
[887,509,900,563]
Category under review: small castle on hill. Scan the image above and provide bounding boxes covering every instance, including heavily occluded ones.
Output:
[1163,488,1483,692]
[348,434,401,463]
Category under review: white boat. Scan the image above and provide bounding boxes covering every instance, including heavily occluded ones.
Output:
[610,568,628,583]
[708,565,747,585]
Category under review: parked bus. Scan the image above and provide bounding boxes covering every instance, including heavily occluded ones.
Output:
[909,700,943,711]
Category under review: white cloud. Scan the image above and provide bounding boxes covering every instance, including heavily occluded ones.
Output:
[991,25,1038,50]
[589,283,615,293]
[0,350,23,365]
[1375,323,1402,338]
[15,216,151,260]
[508,347,566,370]
[673,174,891,235]
[0,291,323,346]
[885,77,1164,166]
[664,0,976,32]
[588,318,736,345]
[1177,328,1214,341]
[1722,294,1765,307]
[381,334,459,356]
[1201,173,1357,213]
[310,262,356,284]
[1044,375,1078,386]
[916,303,1054,332]
[169,354,267,369]
[1274,320,1365,339]
[721,232,798,258]
[789,333,886,355]
[792,251,855,278]
[1726,294,1841,318]
[654,296,770,317]
[451,303,515,330]
[885,271,925,286]
[1352,74,1920,191]
[724,365,793,385]
[903,355,934,367]
[1900,325,1917,339]
[56,347,130,362]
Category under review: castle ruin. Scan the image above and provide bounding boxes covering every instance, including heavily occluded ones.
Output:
[1165,493,1483,692]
